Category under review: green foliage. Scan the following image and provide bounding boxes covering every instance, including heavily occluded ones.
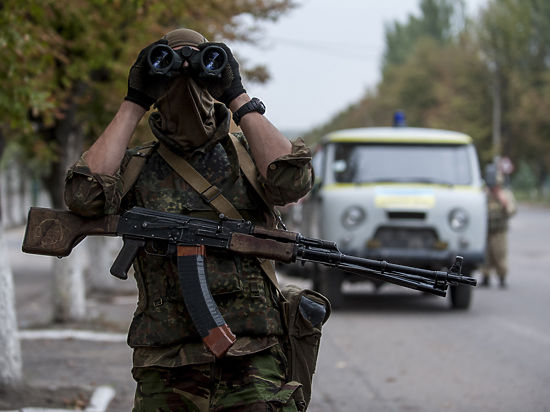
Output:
[382,0,465,69]
[306,34,493,154]
[477,0,550,184]
[511,160,538,190]
[0,0,296,175]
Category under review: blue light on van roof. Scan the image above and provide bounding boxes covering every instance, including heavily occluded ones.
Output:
[393,110,407,127]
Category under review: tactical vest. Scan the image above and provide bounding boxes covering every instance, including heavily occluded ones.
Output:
[122,136,284,347]
[487,194,508,234]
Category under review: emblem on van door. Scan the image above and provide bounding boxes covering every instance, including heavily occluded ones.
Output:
[374,187,435,209]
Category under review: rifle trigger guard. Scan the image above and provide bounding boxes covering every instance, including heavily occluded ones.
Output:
[144,239,170,256]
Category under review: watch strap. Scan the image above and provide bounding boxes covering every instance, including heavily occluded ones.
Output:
[232,97,265,125]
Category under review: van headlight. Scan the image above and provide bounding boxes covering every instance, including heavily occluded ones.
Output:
[341,206,366,229]
[448,208,469,232]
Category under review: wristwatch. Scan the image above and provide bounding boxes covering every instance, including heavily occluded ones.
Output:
[232,97,266,125]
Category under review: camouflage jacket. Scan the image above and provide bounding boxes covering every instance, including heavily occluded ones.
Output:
[64,115,313,367]
[487,187,517,234]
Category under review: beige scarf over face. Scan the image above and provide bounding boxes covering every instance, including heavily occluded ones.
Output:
[148,27,218,153]
[150,76,218,153]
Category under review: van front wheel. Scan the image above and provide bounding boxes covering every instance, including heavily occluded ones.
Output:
[450,284,472,309]
[313,267,343,309]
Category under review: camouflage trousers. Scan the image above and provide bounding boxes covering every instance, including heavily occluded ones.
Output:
[132,344,301,411]
[482,231,509,279]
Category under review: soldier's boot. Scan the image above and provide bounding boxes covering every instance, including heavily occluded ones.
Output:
[480,275,490,287]
[499,276,507,289]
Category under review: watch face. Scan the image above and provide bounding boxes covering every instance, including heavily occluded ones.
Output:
[255,99,266,113]
[258,100,266,112]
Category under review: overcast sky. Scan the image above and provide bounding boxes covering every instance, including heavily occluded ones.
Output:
[237,0,488,133]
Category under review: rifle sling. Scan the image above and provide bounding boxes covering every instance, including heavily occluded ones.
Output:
[121,143,156,198]
[228,134,286,231]
[157,142,281,291]
[228,134,273,213]
[157,143,242,220]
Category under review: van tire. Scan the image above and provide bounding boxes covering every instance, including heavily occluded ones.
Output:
[313,267,343,309]
[450,284,472,309]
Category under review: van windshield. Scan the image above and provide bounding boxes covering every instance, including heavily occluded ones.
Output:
[332,143,472,185]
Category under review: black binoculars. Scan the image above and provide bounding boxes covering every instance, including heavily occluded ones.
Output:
[147,44,228,78]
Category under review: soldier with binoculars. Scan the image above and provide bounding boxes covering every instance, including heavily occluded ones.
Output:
[64,27,315,411]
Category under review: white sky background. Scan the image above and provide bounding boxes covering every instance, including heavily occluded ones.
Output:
[236,0,488,133]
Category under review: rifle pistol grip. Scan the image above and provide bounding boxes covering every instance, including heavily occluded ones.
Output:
[110,237,146,279]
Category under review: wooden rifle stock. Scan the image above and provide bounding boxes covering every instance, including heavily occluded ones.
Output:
[22,207,119,257]
[22,206,237,358]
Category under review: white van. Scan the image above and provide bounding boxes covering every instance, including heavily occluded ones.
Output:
[292,127,486,309]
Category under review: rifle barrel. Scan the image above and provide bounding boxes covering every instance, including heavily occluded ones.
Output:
[297,246,476,290]
[335,263,447,297]
[338,253,476,286]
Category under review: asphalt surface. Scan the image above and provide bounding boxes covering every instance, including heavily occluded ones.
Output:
[5,228,139,412]
[6,203,549,411]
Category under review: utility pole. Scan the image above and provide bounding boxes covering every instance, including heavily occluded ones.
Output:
[492,69,502,164]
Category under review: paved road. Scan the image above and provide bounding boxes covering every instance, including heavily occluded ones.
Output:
[6,204,550,411]
[308,204,550,412]
[8,229,137,411]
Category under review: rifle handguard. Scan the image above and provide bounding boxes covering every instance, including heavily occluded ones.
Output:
[229,233,296,263]
[252,226,299,242]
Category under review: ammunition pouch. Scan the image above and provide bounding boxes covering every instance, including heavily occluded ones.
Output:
[281,284,331,411]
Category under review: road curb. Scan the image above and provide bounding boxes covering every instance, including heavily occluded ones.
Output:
[17,329,126,342]
[2,330,124,412]
[0,385,116,412]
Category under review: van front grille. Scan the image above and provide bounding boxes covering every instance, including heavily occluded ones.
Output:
[373,227,437,249]
[386,211,426,220]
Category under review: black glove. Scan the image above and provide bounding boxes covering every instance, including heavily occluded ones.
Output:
[198,42,246,106]
[125,39,172,110]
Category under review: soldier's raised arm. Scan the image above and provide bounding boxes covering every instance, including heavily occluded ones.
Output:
[85,39,172,175]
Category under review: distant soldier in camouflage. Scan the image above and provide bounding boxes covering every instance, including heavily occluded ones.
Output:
[481,163,517,288]
[64,28,313,411]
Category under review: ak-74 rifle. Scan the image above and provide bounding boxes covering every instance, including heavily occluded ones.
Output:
[22,206,477,357]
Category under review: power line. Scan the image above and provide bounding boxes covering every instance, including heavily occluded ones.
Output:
[267,36,381,61]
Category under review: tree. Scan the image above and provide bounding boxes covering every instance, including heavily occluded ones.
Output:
[0,225,22,390]
[382,0,465,70]
[305,35,493,155]
[1,0,296,208]
[477,0,550,189]
[0,135,22,390]
[511,73,550,195]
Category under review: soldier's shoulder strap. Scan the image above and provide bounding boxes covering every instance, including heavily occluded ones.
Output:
[228,133,287,228]
[228,133,273,212]
[156,143,242,220]
[121,141,158,198]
